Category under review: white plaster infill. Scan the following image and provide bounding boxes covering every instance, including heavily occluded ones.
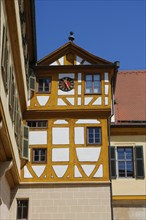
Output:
[24,166,33,178]
[74,165,82,177]
[29,131,47,145]
[81,165,96,177]
[52,127,69,144]
[75,119,100,124]
[52,148,69,162]
[76,147,101,162]
[54,120,68,124]
[36,96,49,106]
[84,97,93,105]
[32,165,46,177]
[74,127,84,144]
[92,97,102,105]
[53,165,68,178]
[94,164,103,177]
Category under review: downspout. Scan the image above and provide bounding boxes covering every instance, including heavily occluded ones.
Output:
[108,61,120,220]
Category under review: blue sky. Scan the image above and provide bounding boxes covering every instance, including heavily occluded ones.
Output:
[35,0,146,70]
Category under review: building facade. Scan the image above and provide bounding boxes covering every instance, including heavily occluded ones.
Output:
[0,1,146,220]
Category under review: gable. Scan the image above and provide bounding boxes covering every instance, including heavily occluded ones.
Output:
[37,42,113,66]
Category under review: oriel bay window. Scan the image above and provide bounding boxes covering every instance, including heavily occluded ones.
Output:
[85,74,101,94]
[110,146,144,179]
[32,148,47,163]
[87,127,101,144]
[37,78,51,93]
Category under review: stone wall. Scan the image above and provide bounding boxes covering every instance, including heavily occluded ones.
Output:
[10,183,112,220]
[0,176,11,220]
[113,205,146,220]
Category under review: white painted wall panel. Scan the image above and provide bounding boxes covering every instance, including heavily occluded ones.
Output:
[78,73,82,82]
[52,165,68,177]
[94,165,103,177]
[105,97,108,105]
[50,61,58,66]
[37,96,49,106]
[78,97,81,105]
[54,120,68,124]
[32,165,46,177]
[76,147,101,162]
[104,85,109,95]
[58,57,64,65]
[74,165,82,177]
[84,97,93,105]
[75,119,100,124]
[104,72,109,82]
[57,98,67,106]
[78,85,81,95]
[76,56,83,65]
[52,128,69,144]
[81,165,95,176]
[24,166,33,178]
[66,98,74,105]
[74,127,84,144]
[58,89,75,96]
[52,148,69,161]
[92,97,102,105]
[29,131,47,145]
[58,73,75,79]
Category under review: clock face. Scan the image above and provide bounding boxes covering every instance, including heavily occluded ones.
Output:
[58,77,74,92]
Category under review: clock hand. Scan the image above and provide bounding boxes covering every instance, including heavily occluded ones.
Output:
[63,79,70,89]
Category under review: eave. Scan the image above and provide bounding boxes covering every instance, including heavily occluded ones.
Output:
[110,124,146,135]
[24,109,111,120]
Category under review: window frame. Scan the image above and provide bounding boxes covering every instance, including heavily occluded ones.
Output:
[117,146,134,178]
[86,127,102,145]
[85,73,101,94]
[37,77,51,93]
[32,148,47,164]
[110,145,145,179]
[16,199,29,220]
[27,120,48,128]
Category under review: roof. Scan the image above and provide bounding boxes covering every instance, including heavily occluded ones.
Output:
[114,70,146,124]
[37,42,113,65]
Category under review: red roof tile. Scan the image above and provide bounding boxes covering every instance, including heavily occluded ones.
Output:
[114,70,146,123]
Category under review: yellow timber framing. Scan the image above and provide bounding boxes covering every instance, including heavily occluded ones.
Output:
[113,195,146,201]
[21,118,110,183]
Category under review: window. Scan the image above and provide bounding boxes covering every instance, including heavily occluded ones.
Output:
[110,146,144,179]
[32,148,47,163]
[17,199,28,220]
[37,78,51,93]
[117,147,134,177]
[87,127,101,144]
[27,120,47,128]
[1,26,9,93]
[9,71,15,120]
[85,74,101,94]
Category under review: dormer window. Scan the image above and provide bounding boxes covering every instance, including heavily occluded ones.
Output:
[37,78,51,93]
[85,74,101,94]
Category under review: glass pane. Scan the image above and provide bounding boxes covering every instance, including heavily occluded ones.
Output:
[126,148,133,160]
[94,75,100,80]
[94,81,101,93]
[117,148,124,160]
[41,155,46,161]
[118,161,125,177]
[34,155,39,161]
[86,75,92,80]
[126,162,134,177]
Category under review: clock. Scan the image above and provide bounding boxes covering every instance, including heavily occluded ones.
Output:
[58,77,74,92]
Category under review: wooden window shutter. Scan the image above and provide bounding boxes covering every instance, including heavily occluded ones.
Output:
[135,146,144,179]
[29,76,36,91]
[110,146,117,179]
[21,125,29,160]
